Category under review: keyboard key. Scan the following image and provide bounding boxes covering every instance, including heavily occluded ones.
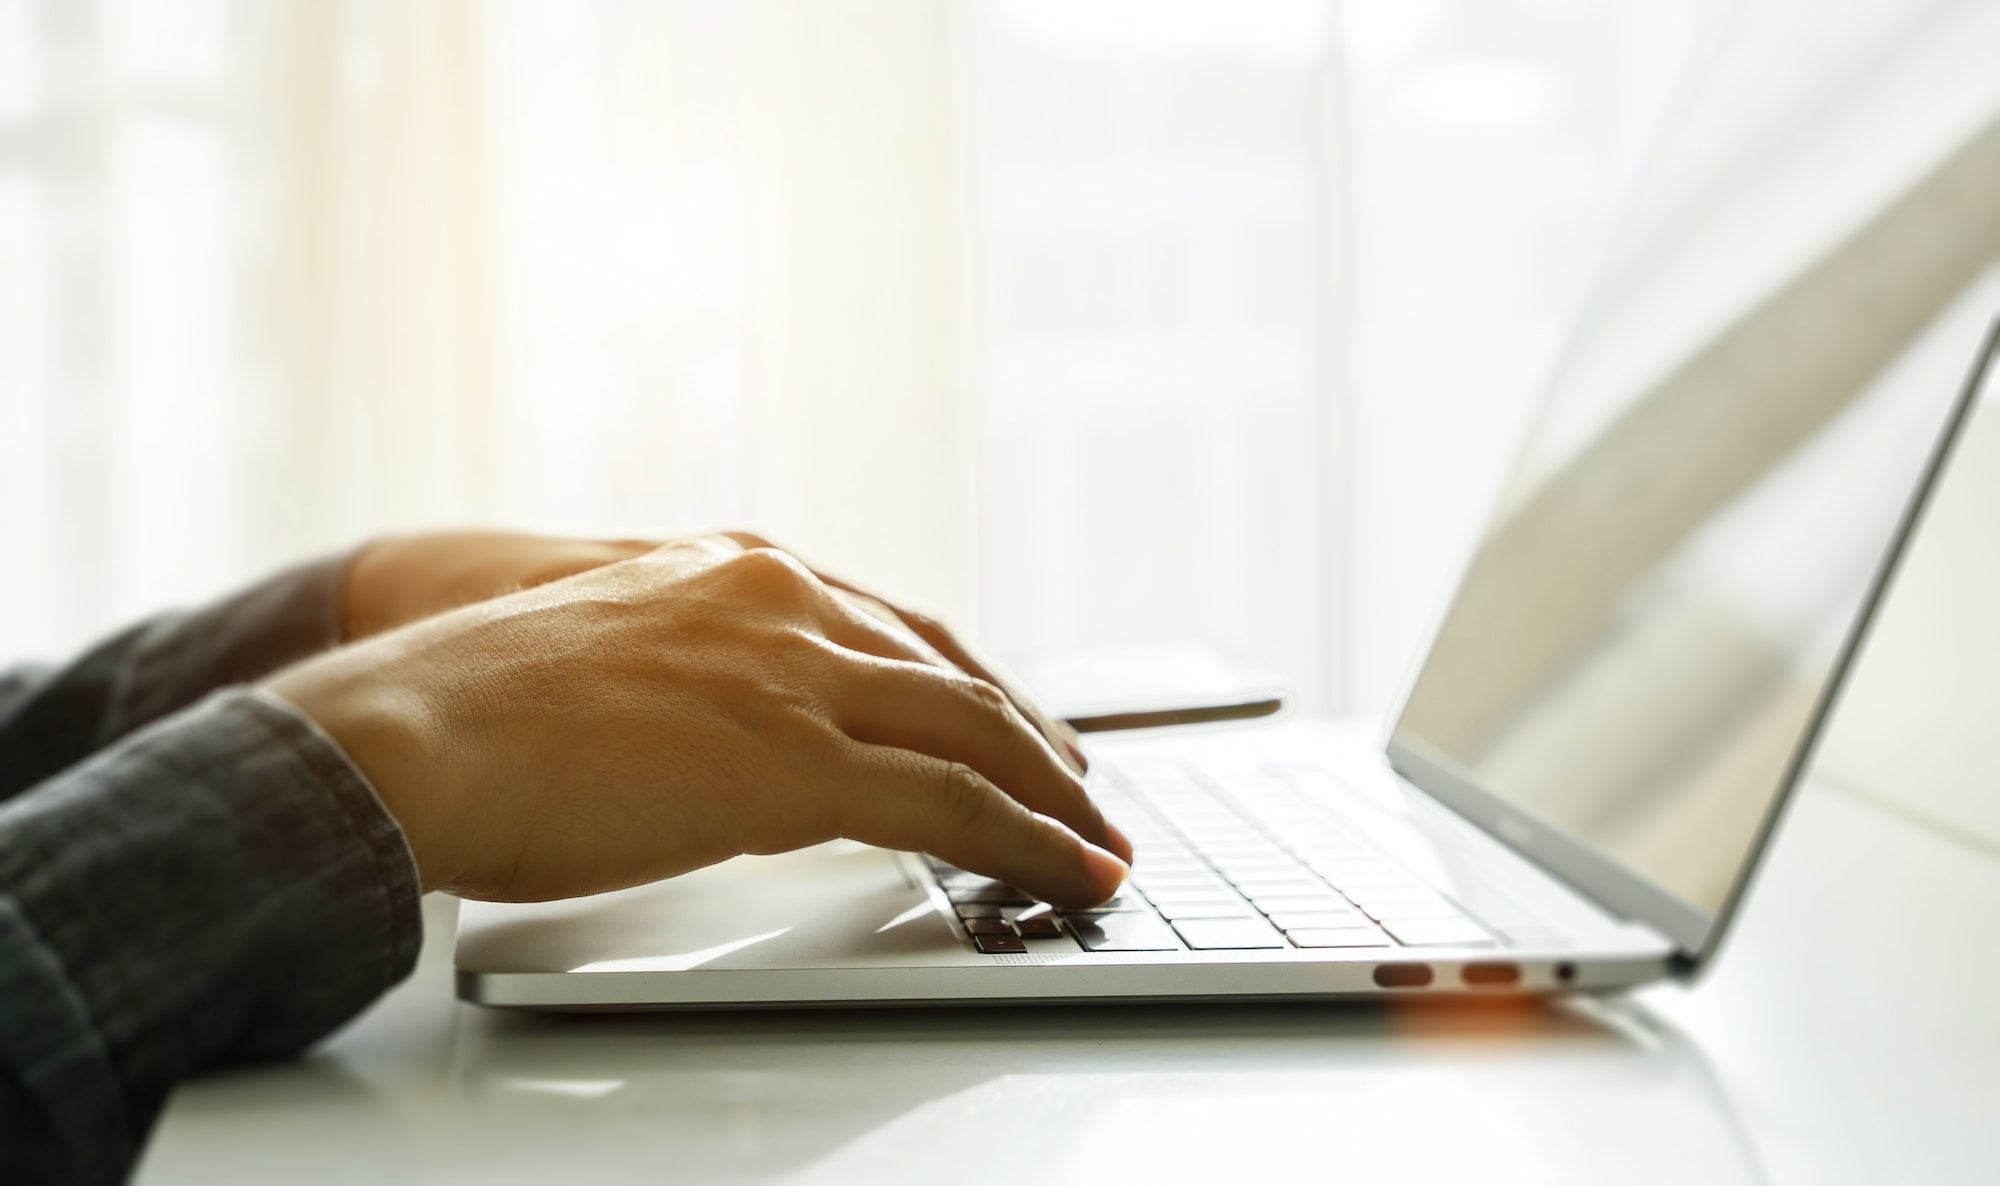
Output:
[965,918,1014,935]
[1218,870,1313,889]
[1306,857,1395,876]
[1231,879,1326,899]
[1287,927,1393,948]
[1156,899,1257,921]
[1065,913,1183,952]
[954,903,1002,919]
[1197,840,1284,857]
[1295,840,1371,856]
[1340,885,1439,906]
[1249,893,1346,913]
[1330,873,1418,889]
[1381,919,1495,946]
[973,933,1028,954]
[1067,893,1146,914]
[1014,916,1063,940]
[1266,910,1367,931]
[947,883,1034,905]
[1301,854,1377,872]
[1144,864,1232,884]
[1172,918,1286,950]
[1360,901,1465,922]
[1134,870,1231,890]
[1204,854,1291,872]
[1133,865,1208,882]
[1123,845,1180,862]
[1141,888,1243,907]
[1213,854,1306,874]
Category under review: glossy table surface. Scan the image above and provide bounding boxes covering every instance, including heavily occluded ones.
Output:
[139,759,2000,1184]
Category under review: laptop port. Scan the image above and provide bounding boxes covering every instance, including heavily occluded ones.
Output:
[1373,963,1433,988]
[1462,961,1520,986]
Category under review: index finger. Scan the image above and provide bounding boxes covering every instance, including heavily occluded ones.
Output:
[834,741,1128,910]
[832,654,1130,862]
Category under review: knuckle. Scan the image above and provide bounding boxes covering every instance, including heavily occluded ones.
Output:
[729,545,793,576]
[768,621,823,654]
[934,761,992,835]
[733,546,816,590]
[772,628,848,688]
[754,669,838,735]
[962,677,1014,719]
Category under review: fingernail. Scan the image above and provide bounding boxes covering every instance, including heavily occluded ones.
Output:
[1065,739,1090,772]
[1080,844,1130,897]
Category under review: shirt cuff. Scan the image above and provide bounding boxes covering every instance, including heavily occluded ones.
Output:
[0,550,359,805]
[0,687,420,1181]
[113,552,355,738]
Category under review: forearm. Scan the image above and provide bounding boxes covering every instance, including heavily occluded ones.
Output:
[0,689,421,1185]
[0,553,353,803]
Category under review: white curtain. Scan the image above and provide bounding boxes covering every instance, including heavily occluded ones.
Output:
[3,0,1733,717]
[0,0,977,662]
[1,0,1364,713]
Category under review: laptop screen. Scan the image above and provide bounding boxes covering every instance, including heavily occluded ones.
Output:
[1386,0,2000,946]
[1392,314,1993,923]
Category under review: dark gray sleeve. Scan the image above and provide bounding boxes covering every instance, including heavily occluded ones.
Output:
[0,553,353,805]
[0,689,423,1186]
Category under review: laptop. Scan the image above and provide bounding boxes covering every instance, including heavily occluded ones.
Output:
[454,312,1996,1008]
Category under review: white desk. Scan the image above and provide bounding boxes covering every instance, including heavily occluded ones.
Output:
[139,772,2000,1185]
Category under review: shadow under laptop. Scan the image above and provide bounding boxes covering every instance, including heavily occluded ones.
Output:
[442,994,1767,1184]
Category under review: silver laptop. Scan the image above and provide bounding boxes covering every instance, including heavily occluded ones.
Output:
[455,311,1997,1009]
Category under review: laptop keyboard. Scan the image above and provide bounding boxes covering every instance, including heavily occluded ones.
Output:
[928,755,1498,954]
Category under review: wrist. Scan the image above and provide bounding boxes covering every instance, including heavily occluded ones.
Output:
[265,650,467,893]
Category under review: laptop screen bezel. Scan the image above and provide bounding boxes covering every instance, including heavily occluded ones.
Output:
[1381,317,1998,973]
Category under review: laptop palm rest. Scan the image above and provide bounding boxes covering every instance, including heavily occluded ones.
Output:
[456,842,960,975]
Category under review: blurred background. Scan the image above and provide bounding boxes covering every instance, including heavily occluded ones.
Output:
[0,0,1696,711]
[1,0,1994,856]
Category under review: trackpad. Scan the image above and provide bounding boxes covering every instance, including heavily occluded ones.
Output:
[455,842,954,973]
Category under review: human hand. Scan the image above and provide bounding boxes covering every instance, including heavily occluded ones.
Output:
[269,540,1132,909]
[342,529,1089,777]
[714,530,1090,777]
[340,530,660,641]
